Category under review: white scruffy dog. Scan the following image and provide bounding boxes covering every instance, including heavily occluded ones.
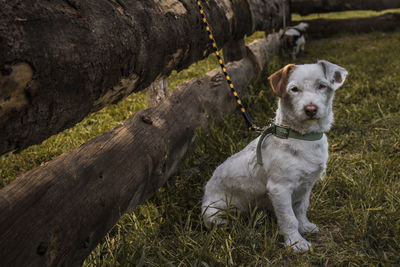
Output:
[282,22,309,59]
[202,60,348,252]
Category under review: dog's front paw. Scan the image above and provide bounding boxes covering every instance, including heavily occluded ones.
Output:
[299,222,319,234]
[285,235,311,252]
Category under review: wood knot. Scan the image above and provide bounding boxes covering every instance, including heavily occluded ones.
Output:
[37,242,48,256]
[211,73,224,87]
[141,115,153,125]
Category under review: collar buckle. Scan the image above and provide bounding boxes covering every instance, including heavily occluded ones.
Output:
[273,125,290,139]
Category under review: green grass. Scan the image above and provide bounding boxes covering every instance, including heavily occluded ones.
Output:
[292,8,400,21]
[1,14,400,266]
[81,31,400,266]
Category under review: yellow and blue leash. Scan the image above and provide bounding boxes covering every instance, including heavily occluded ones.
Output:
[196,1,324,166]
[196,0,262,132]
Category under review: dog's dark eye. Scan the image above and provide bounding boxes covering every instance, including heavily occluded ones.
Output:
[318,84,327,90]
[291,87,300,93]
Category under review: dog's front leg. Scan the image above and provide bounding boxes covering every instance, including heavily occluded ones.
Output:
[267,181,311,252]
[293,187,319,234]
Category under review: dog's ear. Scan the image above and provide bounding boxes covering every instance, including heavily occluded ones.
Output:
[268,64,296,98]
[318,60,348,90]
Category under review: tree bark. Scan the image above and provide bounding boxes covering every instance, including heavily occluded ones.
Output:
[291,0,400,15]
[223,39,248,63]
[148,77,169,108]
[0,33,282,267]
[305,13,400,38]
[0,0,288,156]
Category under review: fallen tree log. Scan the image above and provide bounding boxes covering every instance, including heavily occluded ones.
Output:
[291,0,400,15]
[305,13,400,38]
[0,0,289,156]
[0,33,282,267]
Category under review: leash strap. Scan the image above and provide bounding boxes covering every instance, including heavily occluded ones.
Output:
[196,1,324,165]
[196,0,262,132]
[256,124,324,165]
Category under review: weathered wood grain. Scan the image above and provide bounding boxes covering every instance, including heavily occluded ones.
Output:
[0,0,288,156]
[148,77,169,108]
[223,39,248,63]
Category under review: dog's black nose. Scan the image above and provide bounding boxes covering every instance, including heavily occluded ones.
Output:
[304,104,318,118]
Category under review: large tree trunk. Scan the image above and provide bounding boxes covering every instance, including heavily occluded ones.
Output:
[0,33,282,267]
[291,0,400,15]
[305,13,400,38]
[0,0,289,156]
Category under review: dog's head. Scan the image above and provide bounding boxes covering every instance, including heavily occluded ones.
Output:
[268,60,348,133]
